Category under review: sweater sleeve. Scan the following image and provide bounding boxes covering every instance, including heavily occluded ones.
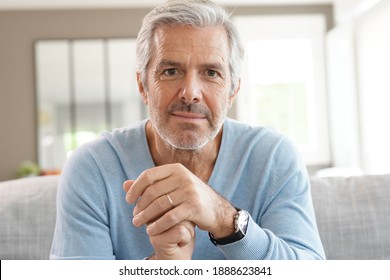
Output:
[50,144,116,260]
[216,136,326,260]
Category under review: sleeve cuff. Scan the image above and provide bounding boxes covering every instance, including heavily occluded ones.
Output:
[216,216,270,260]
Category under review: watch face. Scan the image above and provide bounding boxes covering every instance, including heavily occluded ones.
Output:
[236,210,249,234]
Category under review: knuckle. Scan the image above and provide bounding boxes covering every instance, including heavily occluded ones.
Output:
[181,200,197,219]
[184,187,197,199]
[174,163,187,172]
[144,185,157,200]
[154,196,167,211]
[178,221,195,236]
[142,170,152,182]
[140,169,154,183]
[166,210,181,225]
[174,162,183,169]
[185,189,202,208]
[176,224,187,235]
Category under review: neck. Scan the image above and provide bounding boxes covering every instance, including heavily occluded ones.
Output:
[145,121,222,182]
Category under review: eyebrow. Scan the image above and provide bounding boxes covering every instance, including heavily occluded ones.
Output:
[157,59,182,69]
[157,59,226,72]
[202,63,225,71]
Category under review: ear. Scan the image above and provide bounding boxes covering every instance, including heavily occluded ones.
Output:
[137,72,148,105]
[228,78,241,108]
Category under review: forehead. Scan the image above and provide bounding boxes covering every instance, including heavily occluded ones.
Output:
[151,25,230,65]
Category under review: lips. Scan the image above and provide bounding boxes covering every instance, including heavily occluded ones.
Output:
[171,111,206,119]
[167,102,211,121]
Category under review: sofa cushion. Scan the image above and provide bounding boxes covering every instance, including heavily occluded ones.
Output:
[310,174,390,259]
[1,173,389,260]
[0,175,59,260]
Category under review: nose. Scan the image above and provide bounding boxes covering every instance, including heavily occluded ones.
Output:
[180,72,202,104]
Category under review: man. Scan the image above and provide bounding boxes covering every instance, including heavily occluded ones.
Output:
[50,0,325,260]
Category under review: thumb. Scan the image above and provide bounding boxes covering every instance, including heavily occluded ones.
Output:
[178,221,196,247]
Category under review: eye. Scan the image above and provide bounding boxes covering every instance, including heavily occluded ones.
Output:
[206,69,218,78]
[163,68,178,76]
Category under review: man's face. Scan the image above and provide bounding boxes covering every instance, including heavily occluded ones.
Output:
[139,25,238,150]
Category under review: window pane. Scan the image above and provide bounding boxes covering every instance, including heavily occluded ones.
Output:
[107,39,144,128]
[234,15,330,165]
[35,41,71,170]
[73,40,107,142]
[248,39,312,146]
[35,38,143,171]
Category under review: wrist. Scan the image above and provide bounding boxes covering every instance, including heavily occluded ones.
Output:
[209,206,238,239]
[209,208,250,246]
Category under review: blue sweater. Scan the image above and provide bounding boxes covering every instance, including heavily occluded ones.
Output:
[50,118,325,260]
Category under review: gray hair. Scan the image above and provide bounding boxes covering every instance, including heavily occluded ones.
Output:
[136,0,244,92]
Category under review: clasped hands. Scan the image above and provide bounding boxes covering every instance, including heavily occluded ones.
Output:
[123,163,237,260]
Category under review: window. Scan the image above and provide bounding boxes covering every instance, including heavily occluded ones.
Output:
[234,15,330,165]
[35,39,145,171]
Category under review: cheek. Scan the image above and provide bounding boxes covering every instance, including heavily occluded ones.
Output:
[145,77,164,106]
[205,95,229,117]
[147,88,169,111]
[151,81,179,103]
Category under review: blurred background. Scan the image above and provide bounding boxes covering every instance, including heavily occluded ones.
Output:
[0,0,389,180]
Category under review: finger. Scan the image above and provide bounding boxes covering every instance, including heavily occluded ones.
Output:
[177,221,196,247]
[133,192,179,227]
[176,223,195,247]
[150,221,195,248]
[126,165,176,204]
[146,203,193,236]
[123,180,134,193]
[132,176,179,216]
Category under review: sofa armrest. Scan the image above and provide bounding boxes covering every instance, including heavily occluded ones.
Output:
[310,174,390,259]
[0,175,59,260]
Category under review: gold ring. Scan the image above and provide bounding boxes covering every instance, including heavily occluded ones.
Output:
[166,194,174,207]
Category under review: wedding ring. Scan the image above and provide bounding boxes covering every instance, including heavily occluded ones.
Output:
[166,194,174,207]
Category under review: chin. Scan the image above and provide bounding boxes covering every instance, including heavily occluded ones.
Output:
[170,142,209,151]
[152,116,223,151]
[164,135,211,151]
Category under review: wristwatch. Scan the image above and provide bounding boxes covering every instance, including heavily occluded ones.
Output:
[209,208,250,246]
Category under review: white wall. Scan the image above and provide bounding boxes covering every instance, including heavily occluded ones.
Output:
[327,0,390,174]
[355,0,390,174]
[326,23,361,169]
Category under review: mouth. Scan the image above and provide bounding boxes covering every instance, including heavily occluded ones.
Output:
[171,111,207,120]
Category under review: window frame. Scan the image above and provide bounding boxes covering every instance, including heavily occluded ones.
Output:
[233,14,330,166]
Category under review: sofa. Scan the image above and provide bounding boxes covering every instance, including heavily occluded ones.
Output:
[1,174,389,260]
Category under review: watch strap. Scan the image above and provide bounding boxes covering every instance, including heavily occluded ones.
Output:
[209,229,245,246]
[209,209,249,246]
